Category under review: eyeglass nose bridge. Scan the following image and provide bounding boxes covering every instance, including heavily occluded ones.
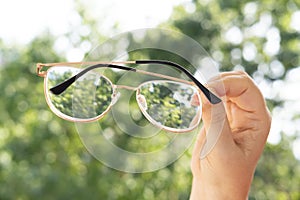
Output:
[115,84,137,91]
[111,85,138,106]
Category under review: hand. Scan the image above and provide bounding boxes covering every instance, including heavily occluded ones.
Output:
[190,71,271,199]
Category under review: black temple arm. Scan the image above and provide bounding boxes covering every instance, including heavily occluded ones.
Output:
[49,60,221,104]
[136,60,221,104]
[50,63,136,95]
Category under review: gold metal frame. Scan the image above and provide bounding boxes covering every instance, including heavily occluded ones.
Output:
[36,61,194,85]
[37,61,202,133]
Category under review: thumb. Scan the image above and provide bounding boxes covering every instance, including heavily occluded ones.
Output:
[200,88,235,159]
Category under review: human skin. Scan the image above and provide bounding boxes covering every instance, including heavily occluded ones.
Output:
[190,71,272,199]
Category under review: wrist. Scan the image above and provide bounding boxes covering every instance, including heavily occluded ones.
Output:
[190,178,250,200]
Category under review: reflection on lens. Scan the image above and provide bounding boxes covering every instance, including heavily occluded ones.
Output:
[137,81,201,132]
[46,66,114,121]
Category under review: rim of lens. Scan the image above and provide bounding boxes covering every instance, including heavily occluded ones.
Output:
[44,66,115,122]
[136,80,202,133]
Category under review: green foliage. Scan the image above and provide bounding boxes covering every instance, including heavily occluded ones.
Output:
[251,139,300,199]
[0,0,300,199]
[0,32,195,199]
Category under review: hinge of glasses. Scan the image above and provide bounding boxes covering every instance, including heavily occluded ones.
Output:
[36,63,47,77]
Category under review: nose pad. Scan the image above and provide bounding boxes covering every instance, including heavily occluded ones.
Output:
[111,91,121,105]
[137,94,148,111]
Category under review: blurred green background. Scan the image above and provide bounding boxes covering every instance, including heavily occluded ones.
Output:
[1,0,300,199]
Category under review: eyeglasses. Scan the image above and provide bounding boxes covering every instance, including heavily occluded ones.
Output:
[36,60,221,133]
